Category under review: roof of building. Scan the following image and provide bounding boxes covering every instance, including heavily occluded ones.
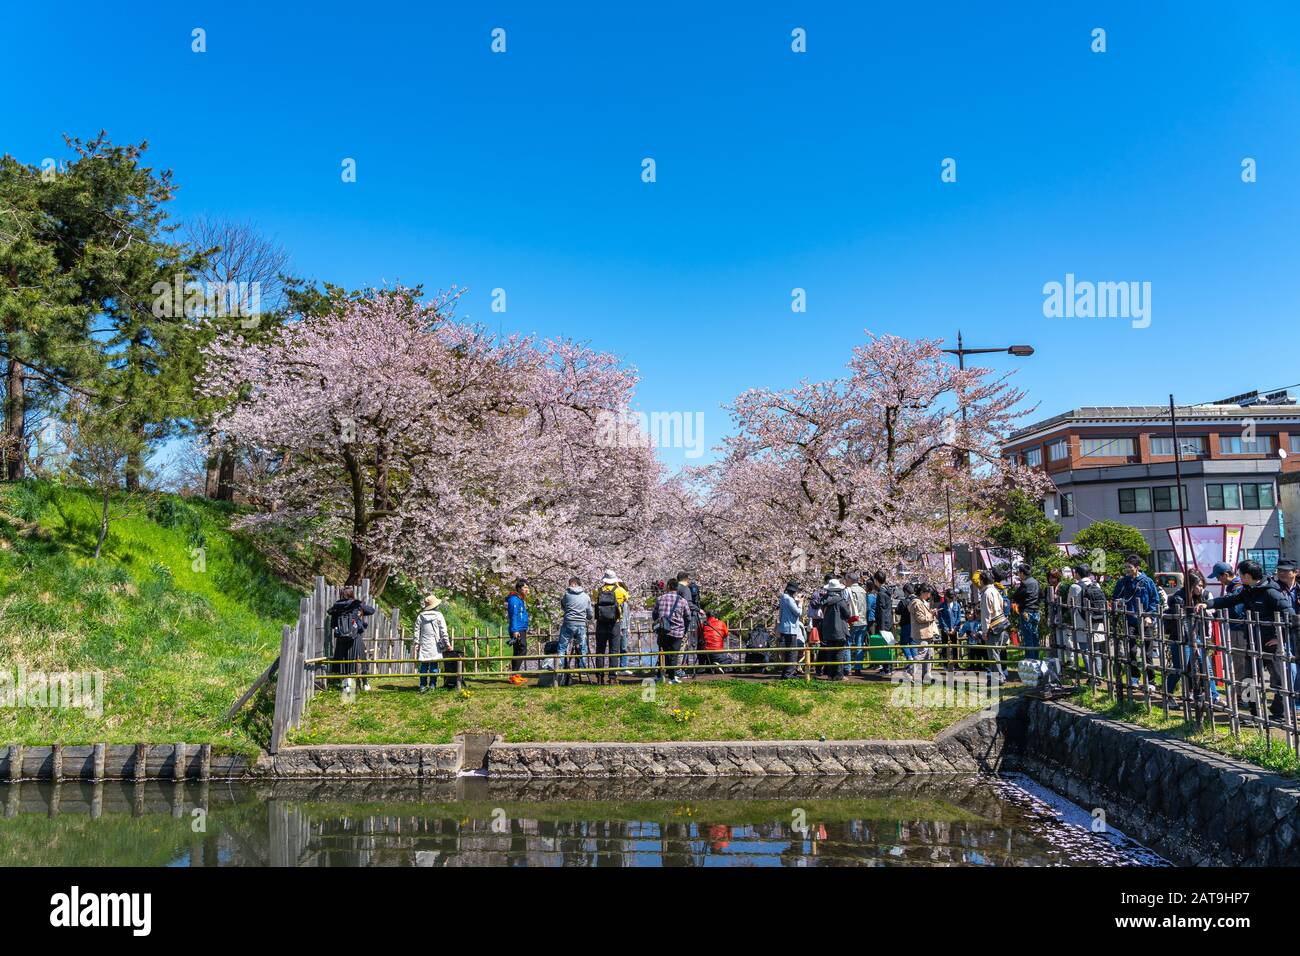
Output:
[1006,390,1300,444]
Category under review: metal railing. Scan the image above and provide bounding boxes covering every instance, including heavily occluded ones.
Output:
[1036,598,1300,757]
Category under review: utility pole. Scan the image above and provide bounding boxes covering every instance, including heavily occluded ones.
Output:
[1169,394,1195,580]
[941,331,1035,580]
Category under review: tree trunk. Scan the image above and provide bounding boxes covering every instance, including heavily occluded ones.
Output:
[2,270,24,481]
[3,354,24,481]
[341,444,391,596]
[94,488,109,559]
[123,420,146,492]
[123,446,142,492]
[203,429,220,497]
[216,437,237,501]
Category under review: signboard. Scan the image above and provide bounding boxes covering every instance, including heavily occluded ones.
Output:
[921,551,954,581]
[978,547,1023,571]
[1165,524,1245,597]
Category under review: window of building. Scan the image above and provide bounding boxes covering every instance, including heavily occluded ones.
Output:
[1118,487,1152,513]
[1080,437,1135,458]
[1149,435,1205,457]
[1245,549,1281,573]
[1025,447,1042,467]
[1219,434,1275,455]
[1206,483,1241,510]
[1048,439,1069,461]
[1151,485,1188,512]
[1291,435,1300,455]
[1240,482,1276,510]
[1060,492,1074,517]
[1156,550,1179,573]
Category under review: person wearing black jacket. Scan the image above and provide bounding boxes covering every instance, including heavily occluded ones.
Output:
[1200,560,1294,717]
[1013,564,1042,661]
[327,587,378,692]
[676,573,702,678]
[872,570,897,675]
[818,577,852,680]
[897,582,915,663]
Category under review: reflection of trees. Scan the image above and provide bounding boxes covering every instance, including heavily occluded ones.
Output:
[0,775,1126,867]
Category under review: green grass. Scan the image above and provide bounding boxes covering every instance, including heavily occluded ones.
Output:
[291,676,995,745]
[0,479,305,753]
[0,479,509,753]
[1075,687,1300,777]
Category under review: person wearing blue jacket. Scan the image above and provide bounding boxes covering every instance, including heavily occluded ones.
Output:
[938,589,962,666]
[505,579,531,684]
[1111,554,1160,689]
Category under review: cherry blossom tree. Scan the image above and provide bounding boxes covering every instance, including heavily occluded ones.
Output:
[200,289,670,599]
[679,333,1052,608]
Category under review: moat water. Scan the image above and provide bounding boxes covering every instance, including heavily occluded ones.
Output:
[0,773,1166,867]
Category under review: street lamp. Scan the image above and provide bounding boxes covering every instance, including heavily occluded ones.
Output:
[940,330,1035,583]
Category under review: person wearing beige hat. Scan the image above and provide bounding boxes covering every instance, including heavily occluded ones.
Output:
[414,594,450,692]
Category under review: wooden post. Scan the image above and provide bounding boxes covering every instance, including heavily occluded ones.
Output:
[92,743,106,782]
[50,744,63,782]
[199,743,212,781]
[387,608,397,676]
[134,742,147,782]
[7,744,22,783]
[270,623,294,753]
[173,742,187,782]
[291,598,309,728]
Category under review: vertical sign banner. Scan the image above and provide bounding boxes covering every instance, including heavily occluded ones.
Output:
[1165,525,1244,597]
[921,551,954,581]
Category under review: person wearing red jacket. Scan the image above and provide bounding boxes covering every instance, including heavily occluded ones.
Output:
[699,611,730,675]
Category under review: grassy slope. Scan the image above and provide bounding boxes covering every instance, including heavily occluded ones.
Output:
[292,675,994,746]
[0,481,502,753]
[1074,687,1300,778]
[0,480,304,753]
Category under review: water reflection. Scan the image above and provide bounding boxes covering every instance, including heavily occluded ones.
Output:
[0,775,1164,867]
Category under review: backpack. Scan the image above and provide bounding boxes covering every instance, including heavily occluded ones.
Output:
[332,604,363,641]
[1078,581,1107,618]
[745,626,771,665]
[654,594,683,637]
[596,587,621,624]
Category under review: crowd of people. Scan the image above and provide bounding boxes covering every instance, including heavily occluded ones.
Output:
[322,554,1300,719]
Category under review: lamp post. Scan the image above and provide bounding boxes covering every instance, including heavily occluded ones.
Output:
[940,331,1035,579]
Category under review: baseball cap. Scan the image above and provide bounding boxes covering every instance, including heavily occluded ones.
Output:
[1210,562,1233,577]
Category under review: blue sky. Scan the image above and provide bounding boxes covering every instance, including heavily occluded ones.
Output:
[5,1,1300,468]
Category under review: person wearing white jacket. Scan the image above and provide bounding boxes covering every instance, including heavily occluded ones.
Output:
[414,594,450,693]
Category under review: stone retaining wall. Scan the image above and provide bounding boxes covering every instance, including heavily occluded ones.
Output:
[1018,699,1300,866]
[258,743,463,779]
[487,705,1022,778]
